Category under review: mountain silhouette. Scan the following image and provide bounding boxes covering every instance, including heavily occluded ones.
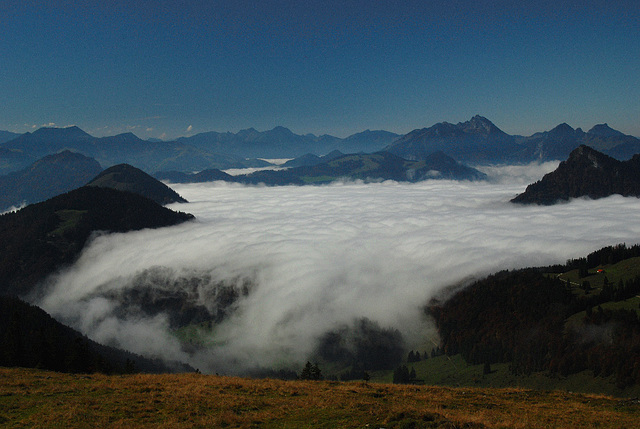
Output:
[0,186,193,297]
[512,145,640,204]
[384,115,518,164]
[0,151,103,212]
[87,163,187,205]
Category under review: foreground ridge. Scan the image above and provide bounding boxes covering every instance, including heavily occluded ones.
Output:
[1,367,637,428]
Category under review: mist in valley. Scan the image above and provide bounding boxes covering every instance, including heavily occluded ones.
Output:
[36,162,640,374]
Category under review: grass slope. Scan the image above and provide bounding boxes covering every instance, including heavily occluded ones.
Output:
[386,354,640,399]
[395,252,640,398]
[1,367,638,428]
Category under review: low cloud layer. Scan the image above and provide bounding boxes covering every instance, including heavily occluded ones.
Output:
[475,161,560,185]
[38,169,640,374]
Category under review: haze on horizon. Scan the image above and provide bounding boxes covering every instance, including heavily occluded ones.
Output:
[1,1,639,140]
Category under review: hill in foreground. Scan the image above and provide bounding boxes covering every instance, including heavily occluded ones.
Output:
[0,186,193,297]
[1,367,637,428]
[512,145,640,204]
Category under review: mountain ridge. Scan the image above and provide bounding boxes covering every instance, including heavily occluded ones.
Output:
[2,118,638,175]
[0,127,271,174]
[0,151,103,212]
[384,115,519,164]
[177,126,399,158]
[0,186,194,297]
[157,151,486,185]
[86,163,188,205]
[511,145,640,204]
[386,116,640,164]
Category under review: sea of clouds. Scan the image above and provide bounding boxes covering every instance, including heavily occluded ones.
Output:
[37,162,640,374]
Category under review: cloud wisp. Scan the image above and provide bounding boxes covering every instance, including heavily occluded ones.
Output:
[38,176,640,374]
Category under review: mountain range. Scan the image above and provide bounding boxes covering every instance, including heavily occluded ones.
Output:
[512,145,640,205]
[177,127,400,159]
[281,150,346,168]
[1,117,637,177]
[156,151,487,185]
[0,125,399,176]
[0,152,188,212]
[0,126,270,174]
[0,130,20,145]
[384,116,640,164]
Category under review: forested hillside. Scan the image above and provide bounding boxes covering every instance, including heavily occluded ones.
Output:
[428,244,640,389]
[0,295,189,373]
[0,186,193,297]
[512,145,640,204]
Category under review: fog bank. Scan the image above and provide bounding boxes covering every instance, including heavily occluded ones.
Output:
[39,173,640,373]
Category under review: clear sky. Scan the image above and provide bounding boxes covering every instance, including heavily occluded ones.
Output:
[1,0,638,139]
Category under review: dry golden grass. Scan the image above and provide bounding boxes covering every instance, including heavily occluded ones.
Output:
[1,367,638,428]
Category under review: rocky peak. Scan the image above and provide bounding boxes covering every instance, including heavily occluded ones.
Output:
[568,144,607,160]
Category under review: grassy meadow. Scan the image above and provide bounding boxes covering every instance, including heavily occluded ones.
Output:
[1,367,639,428]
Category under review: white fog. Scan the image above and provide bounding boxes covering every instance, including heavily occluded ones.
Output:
[37,163,640,373]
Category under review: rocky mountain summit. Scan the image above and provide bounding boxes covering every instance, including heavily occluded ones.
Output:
[512,145,640,205]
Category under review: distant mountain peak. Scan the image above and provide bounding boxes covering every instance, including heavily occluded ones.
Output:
[31,125,93,139]
[238,127,258,133]
[32,149,97,164]
[588,123,624,138]
[0,151,103,211]
[267,126,295,137]
[114,132,139,139]
[550,123,575,134]
[460,115,504,135]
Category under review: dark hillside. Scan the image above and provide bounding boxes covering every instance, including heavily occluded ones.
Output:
[0,186,193,297]
[429,270,570,370]
[0,295,189,373]
[428,244,640,389]
[86,163,187,204]
[512,145,640,204]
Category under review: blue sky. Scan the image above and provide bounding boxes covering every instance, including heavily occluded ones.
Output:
[1,0,638,139]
